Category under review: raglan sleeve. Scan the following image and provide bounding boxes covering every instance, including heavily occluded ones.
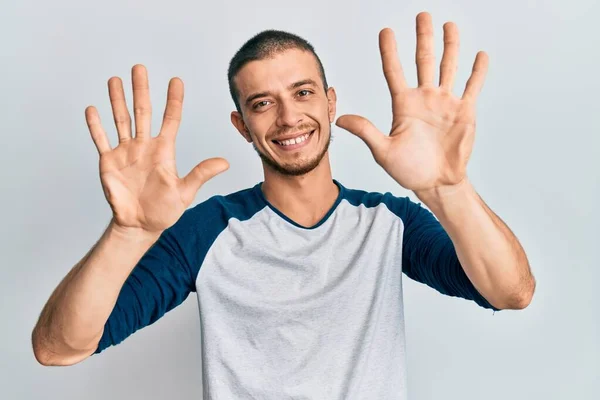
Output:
[93,205,208,354]
[387,193,499,311]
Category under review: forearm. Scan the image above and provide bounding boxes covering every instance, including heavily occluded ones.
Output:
[414,178,535,310]
[32,218,161,366]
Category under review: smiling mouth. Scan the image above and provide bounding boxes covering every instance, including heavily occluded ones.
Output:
[272,130,315,147]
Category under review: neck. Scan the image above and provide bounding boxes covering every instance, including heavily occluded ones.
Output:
[261,153,339,227]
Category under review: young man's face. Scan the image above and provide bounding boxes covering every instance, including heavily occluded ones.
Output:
[231,48,337,176]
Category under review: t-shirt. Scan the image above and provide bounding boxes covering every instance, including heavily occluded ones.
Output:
[94,179,497,399]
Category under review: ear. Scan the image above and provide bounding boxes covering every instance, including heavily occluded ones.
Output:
[230,111,253,143]
[326,87,337,124]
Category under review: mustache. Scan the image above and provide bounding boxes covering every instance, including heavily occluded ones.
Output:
[269,124,317,140]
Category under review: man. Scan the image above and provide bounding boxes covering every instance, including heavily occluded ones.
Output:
[32,11,535,399]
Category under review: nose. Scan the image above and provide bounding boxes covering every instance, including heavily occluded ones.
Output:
[276,99,303,128]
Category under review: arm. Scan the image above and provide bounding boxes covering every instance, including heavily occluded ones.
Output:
[391,193,497,310]
[414,178,535,310]
[31,64,227,366]
[31,219,162,366]
[334,14,535,310]
[32,211,201,365]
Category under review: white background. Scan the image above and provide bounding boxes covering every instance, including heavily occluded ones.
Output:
[1,0,598,398]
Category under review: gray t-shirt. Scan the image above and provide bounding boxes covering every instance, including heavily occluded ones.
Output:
[95,179,497,399]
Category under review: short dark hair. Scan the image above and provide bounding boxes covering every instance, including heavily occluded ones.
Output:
[227,30,329,113]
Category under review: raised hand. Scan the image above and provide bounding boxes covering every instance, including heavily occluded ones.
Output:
[336,12,489,194]
[85,65,229,234]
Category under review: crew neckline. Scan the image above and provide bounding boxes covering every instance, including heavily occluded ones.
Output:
[253,179,345,230]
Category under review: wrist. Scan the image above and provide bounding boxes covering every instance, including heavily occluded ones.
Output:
[414,178,476,215]
[108,218,163,245]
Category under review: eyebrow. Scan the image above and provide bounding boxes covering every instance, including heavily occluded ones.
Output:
[244,79,319,106]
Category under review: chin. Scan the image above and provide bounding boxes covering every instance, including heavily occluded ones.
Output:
[260,133,331,177]
[261,154,323,176]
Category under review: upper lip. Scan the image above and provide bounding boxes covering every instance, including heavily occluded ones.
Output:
[272,129,315,142]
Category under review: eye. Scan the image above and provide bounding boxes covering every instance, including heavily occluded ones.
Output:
[297,89,312,97]
[253,100,271,109]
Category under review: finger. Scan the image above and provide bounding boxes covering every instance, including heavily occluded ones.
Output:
[159,77,184,140]
[439,22,460,92]
[379,28,408,97]
[85,106,112,155]
[415,12,436,87]
[132,64,152,139]
[335,114,387,159]
[108,77,133,142]
[180,158,230,204]
[461,51,489,102]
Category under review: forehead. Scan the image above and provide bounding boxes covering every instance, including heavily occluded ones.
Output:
[234,48,322,96]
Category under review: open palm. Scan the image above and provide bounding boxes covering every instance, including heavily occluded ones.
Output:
[336,12,488,193]
[85,65,228,234]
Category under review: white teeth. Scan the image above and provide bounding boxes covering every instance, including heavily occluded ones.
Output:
[277,132,311,146]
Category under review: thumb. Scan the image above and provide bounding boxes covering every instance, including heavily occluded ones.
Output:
[335,115,387,157]
[181,157,229,203]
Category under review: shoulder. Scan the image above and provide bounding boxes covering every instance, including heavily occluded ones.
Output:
[169,183,267,238]
[154,184,267,276]
[338,180,425,223]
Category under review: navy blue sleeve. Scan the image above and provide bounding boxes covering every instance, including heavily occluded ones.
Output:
[94,206,208,354]
[384,193,499,311]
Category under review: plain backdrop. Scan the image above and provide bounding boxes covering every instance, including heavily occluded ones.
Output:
[1,0,598,399]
